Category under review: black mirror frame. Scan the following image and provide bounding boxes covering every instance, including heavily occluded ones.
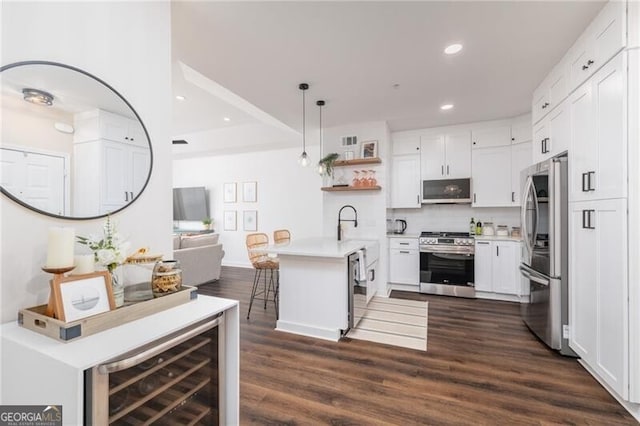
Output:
[0,60,154,220]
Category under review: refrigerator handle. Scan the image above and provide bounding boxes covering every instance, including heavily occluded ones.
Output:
[519,264,550,286]
[520,176,534,258]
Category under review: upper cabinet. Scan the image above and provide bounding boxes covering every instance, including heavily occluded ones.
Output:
[420,131,471,180]
[471,126,511,149]
[392,135,421,155]
[531,99,569,164]
[568,1,626,93]
[532,62,569,125]
[75,109,147,147]
[390,134,420,208]
[511,120,533,145]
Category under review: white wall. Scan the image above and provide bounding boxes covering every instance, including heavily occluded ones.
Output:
[0,2,173,323]
[173,147,323,267]
[321,121,391,295]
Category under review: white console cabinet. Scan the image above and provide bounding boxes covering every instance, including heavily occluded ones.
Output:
[474,238,520,300]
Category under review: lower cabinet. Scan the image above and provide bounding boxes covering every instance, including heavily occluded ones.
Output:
[474,239,520,296]
[389,238,419,286]
[569,198,628,399]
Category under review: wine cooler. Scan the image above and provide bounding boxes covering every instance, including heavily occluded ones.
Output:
[84,313,224,425]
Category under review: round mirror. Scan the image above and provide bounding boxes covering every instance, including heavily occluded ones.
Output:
[0,61,153,220]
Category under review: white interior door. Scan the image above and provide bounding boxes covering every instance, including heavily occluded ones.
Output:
[1,147,66,215]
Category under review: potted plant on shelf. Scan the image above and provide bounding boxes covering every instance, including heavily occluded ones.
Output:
[318,153,340,187]
[202,217,213,231]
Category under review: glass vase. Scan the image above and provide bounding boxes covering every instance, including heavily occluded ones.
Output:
[110,267,124,307]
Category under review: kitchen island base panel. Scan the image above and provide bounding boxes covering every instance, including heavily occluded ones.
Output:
[275,320,342,342]
[277,255,349,341]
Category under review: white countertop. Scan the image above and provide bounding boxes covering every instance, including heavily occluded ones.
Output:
[1,295,238,369]
[474,235,522,242]
[263,237,379,258]
[386,233,420,239]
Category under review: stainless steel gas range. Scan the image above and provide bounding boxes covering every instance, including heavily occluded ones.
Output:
[418,231,475,298]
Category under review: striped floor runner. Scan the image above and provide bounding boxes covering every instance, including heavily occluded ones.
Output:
[348,296,428,351]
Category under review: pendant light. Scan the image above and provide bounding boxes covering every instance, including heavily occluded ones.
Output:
[316,100,325,175]
[298,83,310,167]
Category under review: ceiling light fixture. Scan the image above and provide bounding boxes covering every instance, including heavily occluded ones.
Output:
[175,95,186,101]
[440,104,454,111]
[223,117,231,122]
[22,88,54,106]
[316,100,325,175]
[444,43,463,55]
[298,83,310,167]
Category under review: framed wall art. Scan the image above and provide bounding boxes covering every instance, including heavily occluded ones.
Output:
[223,182,237,203]
[51,271,115,322]
[360,140,378,159]
[223,210,237,231]
[242,182,257,203]
[243,210,258,232]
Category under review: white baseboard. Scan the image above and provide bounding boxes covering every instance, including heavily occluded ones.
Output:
[275,320,341,342]
[221,261,252,268]
[475,291,520,302]
[389,283,420,293]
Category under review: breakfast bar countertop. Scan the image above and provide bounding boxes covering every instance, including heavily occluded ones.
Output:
[261,237,378,258]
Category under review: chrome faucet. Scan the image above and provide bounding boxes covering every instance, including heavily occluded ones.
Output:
[337,205,358,241]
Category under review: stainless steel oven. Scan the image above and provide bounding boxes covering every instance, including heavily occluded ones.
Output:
[85,313,224,425]
[419,232,475,298]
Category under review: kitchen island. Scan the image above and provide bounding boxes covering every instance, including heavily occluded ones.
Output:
[263,237,378,341]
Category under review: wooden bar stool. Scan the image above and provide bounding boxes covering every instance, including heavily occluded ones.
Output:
[273,229,291,244]
[246,233,279,320]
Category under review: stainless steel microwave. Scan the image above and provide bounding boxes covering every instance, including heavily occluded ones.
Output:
[422,178,472,204]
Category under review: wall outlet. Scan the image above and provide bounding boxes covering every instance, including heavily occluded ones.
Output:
[562,324,570,339]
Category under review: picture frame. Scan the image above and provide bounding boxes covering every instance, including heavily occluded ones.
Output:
[223,210,237,231]
[223,182,237,203]
[51,271,115,322]
[242,181,257,203]
[243,210,258,232]
[360,140,378,159]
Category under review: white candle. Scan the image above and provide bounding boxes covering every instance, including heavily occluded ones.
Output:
[72,254,95,275]
[45,227,75,268]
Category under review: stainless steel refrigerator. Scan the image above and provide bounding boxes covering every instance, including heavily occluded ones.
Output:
[520,153,575,356]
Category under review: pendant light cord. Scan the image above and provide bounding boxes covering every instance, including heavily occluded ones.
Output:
[319,101,323,158]
[302,88,306,153]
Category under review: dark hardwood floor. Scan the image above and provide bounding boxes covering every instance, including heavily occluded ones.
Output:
[198,266,636,425]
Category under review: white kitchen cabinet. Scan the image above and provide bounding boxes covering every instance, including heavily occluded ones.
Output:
[532,61,568,125]
[474,239,520,296]
[389,238,419,286]
[73,140,151,216]
[532,99,569,164]
[74,109,147,147]
[510,141,532,206]
[393,135,421,155]
[472,146,511,207]
[420,132,471,180]
[569,51,626,203]
[569,198,628,398]
[568,0,626,93]
[474,240,492,292]
[390,154,421,208]
[511,120,532,145]
[471,126,511,149]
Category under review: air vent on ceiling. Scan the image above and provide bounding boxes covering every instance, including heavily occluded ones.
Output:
[172,139,188,145]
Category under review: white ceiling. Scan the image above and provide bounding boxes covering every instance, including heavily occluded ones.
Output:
[171,1,605,157]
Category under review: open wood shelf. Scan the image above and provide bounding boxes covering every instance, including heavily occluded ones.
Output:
[333,157,381,167]
[321,186,381,192]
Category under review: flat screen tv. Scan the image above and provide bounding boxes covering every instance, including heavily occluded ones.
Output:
[173,186,209,221]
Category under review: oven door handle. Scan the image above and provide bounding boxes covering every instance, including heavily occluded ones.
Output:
[420,248,474,256]
[97,314,223,374]
[519,264,550,286]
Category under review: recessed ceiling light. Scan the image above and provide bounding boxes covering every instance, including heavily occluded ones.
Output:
[175,95,186,101]
[223,117,231,122]
[444,43,463,55]
[440,104,454,111]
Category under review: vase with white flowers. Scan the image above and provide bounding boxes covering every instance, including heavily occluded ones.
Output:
[77,216,130,307]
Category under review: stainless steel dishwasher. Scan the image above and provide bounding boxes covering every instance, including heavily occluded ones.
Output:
[84,312,224,425]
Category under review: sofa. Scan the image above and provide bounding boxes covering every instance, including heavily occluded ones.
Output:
[173,233,225,286]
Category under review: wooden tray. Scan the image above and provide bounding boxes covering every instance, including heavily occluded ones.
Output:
[18,286,198,342]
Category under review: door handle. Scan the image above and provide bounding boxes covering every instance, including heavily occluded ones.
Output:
[369,269,375,281]
[496,246,499,256]
[477,241,490,245]
[441,165,444,176]
[125,191,129,202]
[446,165,450,175]
[582,210,588,229]
[519,265,550,286]
[541,140,545,154]
[588,171,595,191]
[399,250,411,254]
[587,210,595,229]
[512,191,515,202]
[473,193,477,203]
[417,194,420,204]
[399,242,410,246]
[582,172,588,192]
